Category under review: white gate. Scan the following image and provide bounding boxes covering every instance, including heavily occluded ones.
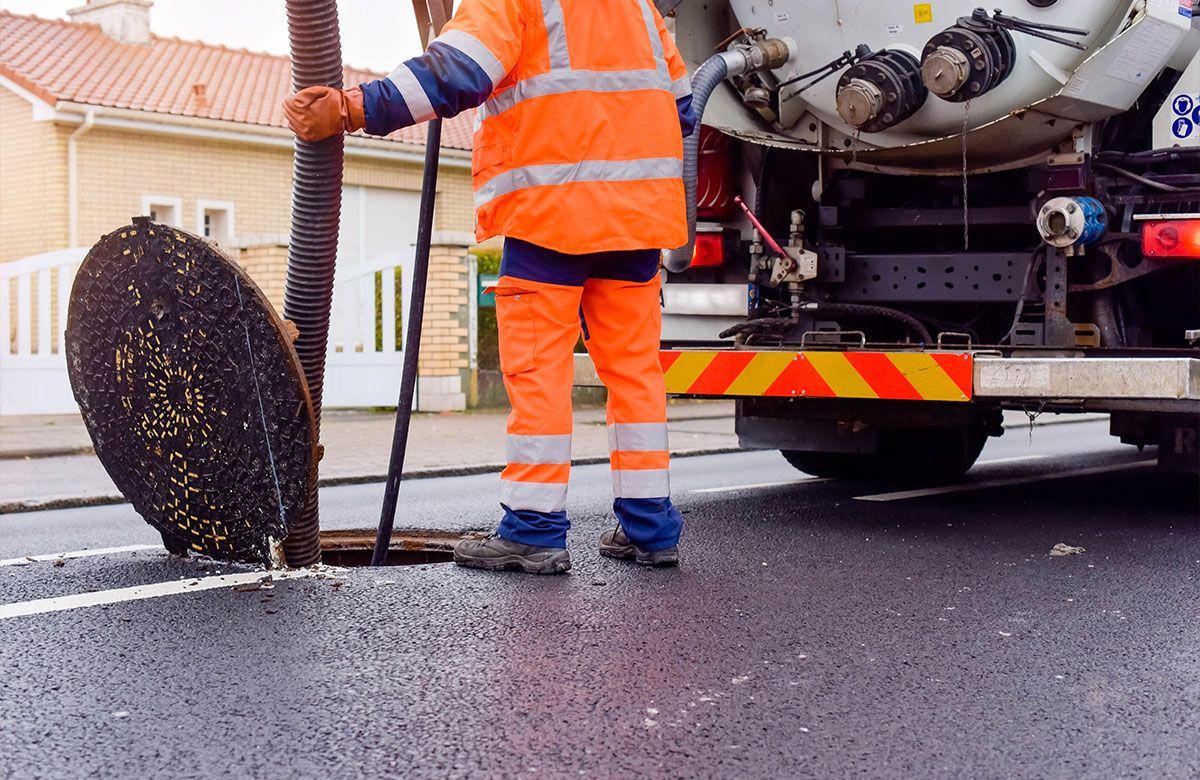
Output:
[323,250,415,408]
[0,248,87,415]
[0,246,414,414]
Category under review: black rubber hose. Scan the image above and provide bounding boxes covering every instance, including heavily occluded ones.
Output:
[663,53,733,273]
[281,0,345,567]
[718,301,932,344]
[806,302,933,344]
[371,118,441,567]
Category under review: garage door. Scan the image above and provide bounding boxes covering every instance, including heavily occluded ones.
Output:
[324,186,421,407]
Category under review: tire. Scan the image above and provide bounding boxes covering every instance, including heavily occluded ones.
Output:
[782,426,988,483]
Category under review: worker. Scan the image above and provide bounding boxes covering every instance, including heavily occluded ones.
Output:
[283,0,695,575]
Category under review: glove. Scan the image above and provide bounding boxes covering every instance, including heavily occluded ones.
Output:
[282,86,366,141]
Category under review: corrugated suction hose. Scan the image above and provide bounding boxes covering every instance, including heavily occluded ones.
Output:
[662,53,732,273]
[663,40,794,273]
[281,0,344,567]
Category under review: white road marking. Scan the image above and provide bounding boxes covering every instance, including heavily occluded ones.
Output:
[854,460,1156,503]
[693,478,831,494]
[975,454,1049,467]
[0,544,163,568]
[0,569,318,620]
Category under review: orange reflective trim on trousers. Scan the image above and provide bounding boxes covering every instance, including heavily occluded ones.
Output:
[609,450,670,471]
[580,276,668,425]
[500,462,571,485]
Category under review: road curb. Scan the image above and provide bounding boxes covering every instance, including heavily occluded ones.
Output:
[0,445,746,515]
[0,446,95,462]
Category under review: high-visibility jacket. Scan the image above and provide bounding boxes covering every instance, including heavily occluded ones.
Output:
[359,0,695,254]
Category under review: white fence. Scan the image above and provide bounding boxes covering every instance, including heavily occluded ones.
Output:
[0,247,415,415]
[0,248,87,415]
[323,250,415,408]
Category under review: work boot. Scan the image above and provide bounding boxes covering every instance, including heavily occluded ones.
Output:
[598,525,679,568]
[453,534,571,575]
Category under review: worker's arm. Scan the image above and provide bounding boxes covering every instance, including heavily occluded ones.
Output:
[653,8,696,137]
[283,0,525,141]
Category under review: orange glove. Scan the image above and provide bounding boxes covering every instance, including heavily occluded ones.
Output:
[282,86,366,142]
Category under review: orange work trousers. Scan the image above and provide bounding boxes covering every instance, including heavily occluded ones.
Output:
[493,238,682,551]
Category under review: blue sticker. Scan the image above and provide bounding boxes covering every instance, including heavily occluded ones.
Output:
[1193,104,1200,125]
[1173,117,1194,139]
[1181,0,1194,17]
[1173,94,1195,116]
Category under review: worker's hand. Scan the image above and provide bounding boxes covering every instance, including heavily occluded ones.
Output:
[282,86,366,142]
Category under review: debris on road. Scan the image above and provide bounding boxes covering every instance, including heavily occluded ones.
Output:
[232,575,275,593]
[1050,543,1086,557]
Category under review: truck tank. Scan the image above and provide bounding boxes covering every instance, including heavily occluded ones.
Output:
[639,0,1200,479]
[674,0,1200,173]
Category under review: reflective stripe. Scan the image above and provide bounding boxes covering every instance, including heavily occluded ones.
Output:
[541,0,571,70]
[386,63,435,123]
[670,74,692,99]
[480,68,670,120]
[500,479,569,513]
[507,434,572,465]
[608,422,669,453]
[636,0,668,74]
[613,468,670,499]
[434,29,508,86]
[476,157,683,208]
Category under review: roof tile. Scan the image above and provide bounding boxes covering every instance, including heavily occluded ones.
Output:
[0,11,474,151]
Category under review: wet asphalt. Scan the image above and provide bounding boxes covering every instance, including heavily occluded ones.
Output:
[1,420,1198,779]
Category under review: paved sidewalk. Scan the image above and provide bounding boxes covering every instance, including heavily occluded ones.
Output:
[0,401,737,512]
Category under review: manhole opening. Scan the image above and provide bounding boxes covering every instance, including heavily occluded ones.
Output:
[318,528,483,567]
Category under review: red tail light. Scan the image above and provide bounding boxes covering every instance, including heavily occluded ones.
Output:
[691,232,725,268]
[696,127,736,220]
[1142,219,1200,259]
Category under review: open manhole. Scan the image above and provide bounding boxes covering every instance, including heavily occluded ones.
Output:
[318,529,486,567]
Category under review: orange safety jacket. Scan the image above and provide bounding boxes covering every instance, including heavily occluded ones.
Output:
[359,0,693,254]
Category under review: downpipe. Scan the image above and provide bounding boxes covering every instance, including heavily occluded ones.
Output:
[281,0,345,566]
[663,38,796,273]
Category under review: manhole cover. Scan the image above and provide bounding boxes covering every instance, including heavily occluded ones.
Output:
[65,219,317,563]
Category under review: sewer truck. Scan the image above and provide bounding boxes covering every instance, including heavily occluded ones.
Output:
[581,0,1200,478]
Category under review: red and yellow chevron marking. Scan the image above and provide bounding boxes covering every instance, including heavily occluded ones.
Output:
[660,350,973,402]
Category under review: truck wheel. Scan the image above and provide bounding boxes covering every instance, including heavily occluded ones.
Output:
[781,426,988,483]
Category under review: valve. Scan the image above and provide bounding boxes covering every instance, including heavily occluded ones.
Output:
[921,14,1016,102]
[835,50,927,133]
[922,9,1088,102]
[1036,196,1107,249]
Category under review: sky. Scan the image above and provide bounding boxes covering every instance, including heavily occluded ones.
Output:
[0,0,438,73]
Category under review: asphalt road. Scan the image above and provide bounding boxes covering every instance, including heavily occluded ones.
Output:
[1,420,1197,779]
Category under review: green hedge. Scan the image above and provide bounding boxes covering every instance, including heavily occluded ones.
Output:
[473,248,502,371]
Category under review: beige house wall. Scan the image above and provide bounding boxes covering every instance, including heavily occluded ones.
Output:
[1,84,482,408]
[0,88,69,262]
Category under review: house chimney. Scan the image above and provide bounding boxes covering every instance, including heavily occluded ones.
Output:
[67,0,153,45]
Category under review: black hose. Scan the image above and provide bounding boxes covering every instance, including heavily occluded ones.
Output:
[719,302,932,344]
[663,53,734,272]
[281,0,345,567]
[1093,161,1188,193]
[810,302,932,344]
[371,119,441,567]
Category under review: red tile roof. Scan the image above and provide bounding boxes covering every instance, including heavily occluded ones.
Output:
[0,10,474,151]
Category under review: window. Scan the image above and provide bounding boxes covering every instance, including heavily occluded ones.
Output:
[141,195,182,226]
[196,200,235,245]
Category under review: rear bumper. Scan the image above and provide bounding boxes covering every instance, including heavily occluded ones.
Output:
[574,351,1200,411]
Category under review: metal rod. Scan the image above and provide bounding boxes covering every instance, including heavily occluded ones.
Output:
[371,117,442,567]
